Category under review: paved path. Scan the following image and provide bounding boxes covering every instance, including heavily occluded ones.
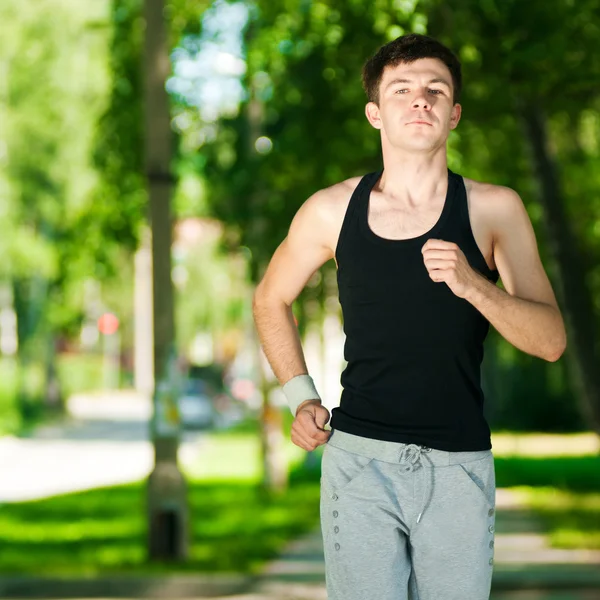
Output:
[0,391,208,503]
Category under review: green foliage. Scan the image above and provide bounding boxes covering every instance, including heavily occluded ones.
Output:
[0,0,114,289]
[0,354,105,436]
[483,331,584,432]
[56,353,105,399]
[0,0,118,399]
[0,2,62,281]
[89,0,213,271]
[0,358,20,436]
[88,0,146,270]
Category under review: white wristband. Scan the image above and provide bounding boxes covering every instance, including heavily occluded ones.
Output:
[282,374,321,416]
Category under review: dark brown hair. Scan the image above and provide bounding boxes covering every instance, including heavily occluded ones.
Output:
[362,34,462,105]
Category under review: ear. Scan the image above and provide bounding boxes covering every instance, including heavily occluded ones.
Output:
[450,103,462,130]
[365,101,382,130]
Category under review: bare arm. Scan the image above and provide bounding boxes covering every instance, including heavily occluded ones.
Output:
[252,189,335,389]
[466,187,566,361]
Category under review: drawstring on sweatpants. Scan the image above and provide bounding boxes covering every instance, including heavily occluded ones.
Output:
[398,444,434,524]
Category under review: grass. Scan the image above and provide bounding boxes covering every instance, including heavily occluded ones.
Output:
[491,433,600,550]
[495,485,600,550]
[0,479,321,576]
[182,425,308,482]
[523,488,600,550]
[494,455,600,492]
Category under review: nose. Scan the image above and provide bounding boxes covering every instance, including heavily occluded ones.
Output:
[412,97,430,110]
[412,89,431,110]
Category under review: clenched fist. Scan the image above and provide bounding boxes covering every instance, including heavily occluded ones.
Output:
[421,238,478,299]
[291,400,331,451]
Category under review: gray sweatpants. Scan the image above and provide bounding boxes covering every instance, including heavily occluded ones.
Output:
[320,429,496,600]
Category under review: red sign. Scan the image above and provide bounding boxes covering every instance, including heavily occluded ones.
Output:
[97,313,119,335]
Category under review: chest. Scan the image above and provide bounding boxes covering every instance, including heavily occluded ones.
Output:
[367,198,444,240]
[366,192,496,273]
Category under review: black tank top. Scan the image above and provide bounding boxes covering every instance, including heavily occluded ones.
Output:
[330,168,499,451]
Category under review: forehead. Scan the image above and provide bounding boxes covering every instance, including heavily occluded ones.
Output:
[380,58,452,85]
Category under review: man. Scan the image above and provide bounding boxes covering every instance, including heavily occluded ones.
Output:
[252,33,566,600]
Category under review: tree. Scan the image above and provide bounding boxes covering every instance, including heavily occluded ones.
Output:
[0,0,115,418]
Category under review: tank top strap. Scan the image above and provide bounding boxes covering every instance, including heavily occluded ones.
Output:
[335,170,382,257]
[448,169,470,234]
[447,169,499,281]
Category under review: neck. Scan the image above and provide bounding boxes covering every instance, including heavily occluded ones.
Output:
[378,147,449,207]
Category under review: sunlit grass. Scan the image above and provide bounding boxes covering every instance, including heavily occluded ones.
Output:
[552,529,600,549]
[491,431,600,457]
[509,486,600,550]
[485,438,600,548]
[0,478,321,575]
[182,431,308,481]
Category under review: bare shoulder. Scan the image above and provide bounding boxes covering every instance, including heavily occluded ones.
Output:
[462,176,529,237]
[306,176,362,217]
[256,176,363,304]
[463,176,522,205]
[300,176,362,251]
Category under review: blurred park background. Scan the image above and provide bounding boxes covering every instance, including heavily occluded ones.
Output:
[0,0,599,596]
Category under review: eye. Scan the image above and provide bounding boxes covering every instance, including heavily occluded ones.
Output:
[429,89,443,95]
[394,89,409,94]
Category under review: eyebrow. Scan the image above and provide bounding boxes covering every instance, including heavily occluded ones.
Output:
[385,77,452,90]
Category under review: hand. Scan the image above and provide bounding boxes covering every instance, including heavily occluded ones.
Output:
[291,401,331,451]
[421,239,478,299]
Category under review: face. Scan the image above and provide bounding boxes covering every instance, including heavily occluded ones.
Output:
[365,58,461,153]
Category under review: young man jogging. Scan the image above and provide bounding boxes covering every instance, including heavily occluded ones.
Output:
[252,34,566,600]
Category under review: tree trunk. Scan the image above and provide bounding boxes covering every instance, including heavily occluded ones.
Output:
[520,103,600,434]
[144,0,188,560]
[13,276,48,419]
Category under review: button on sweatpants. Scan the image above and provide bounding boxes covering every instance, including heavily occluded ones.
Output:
[320,429,496,600]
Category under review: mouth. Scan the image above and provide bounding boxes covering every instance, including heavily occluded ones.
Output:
[407,121,433,126]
